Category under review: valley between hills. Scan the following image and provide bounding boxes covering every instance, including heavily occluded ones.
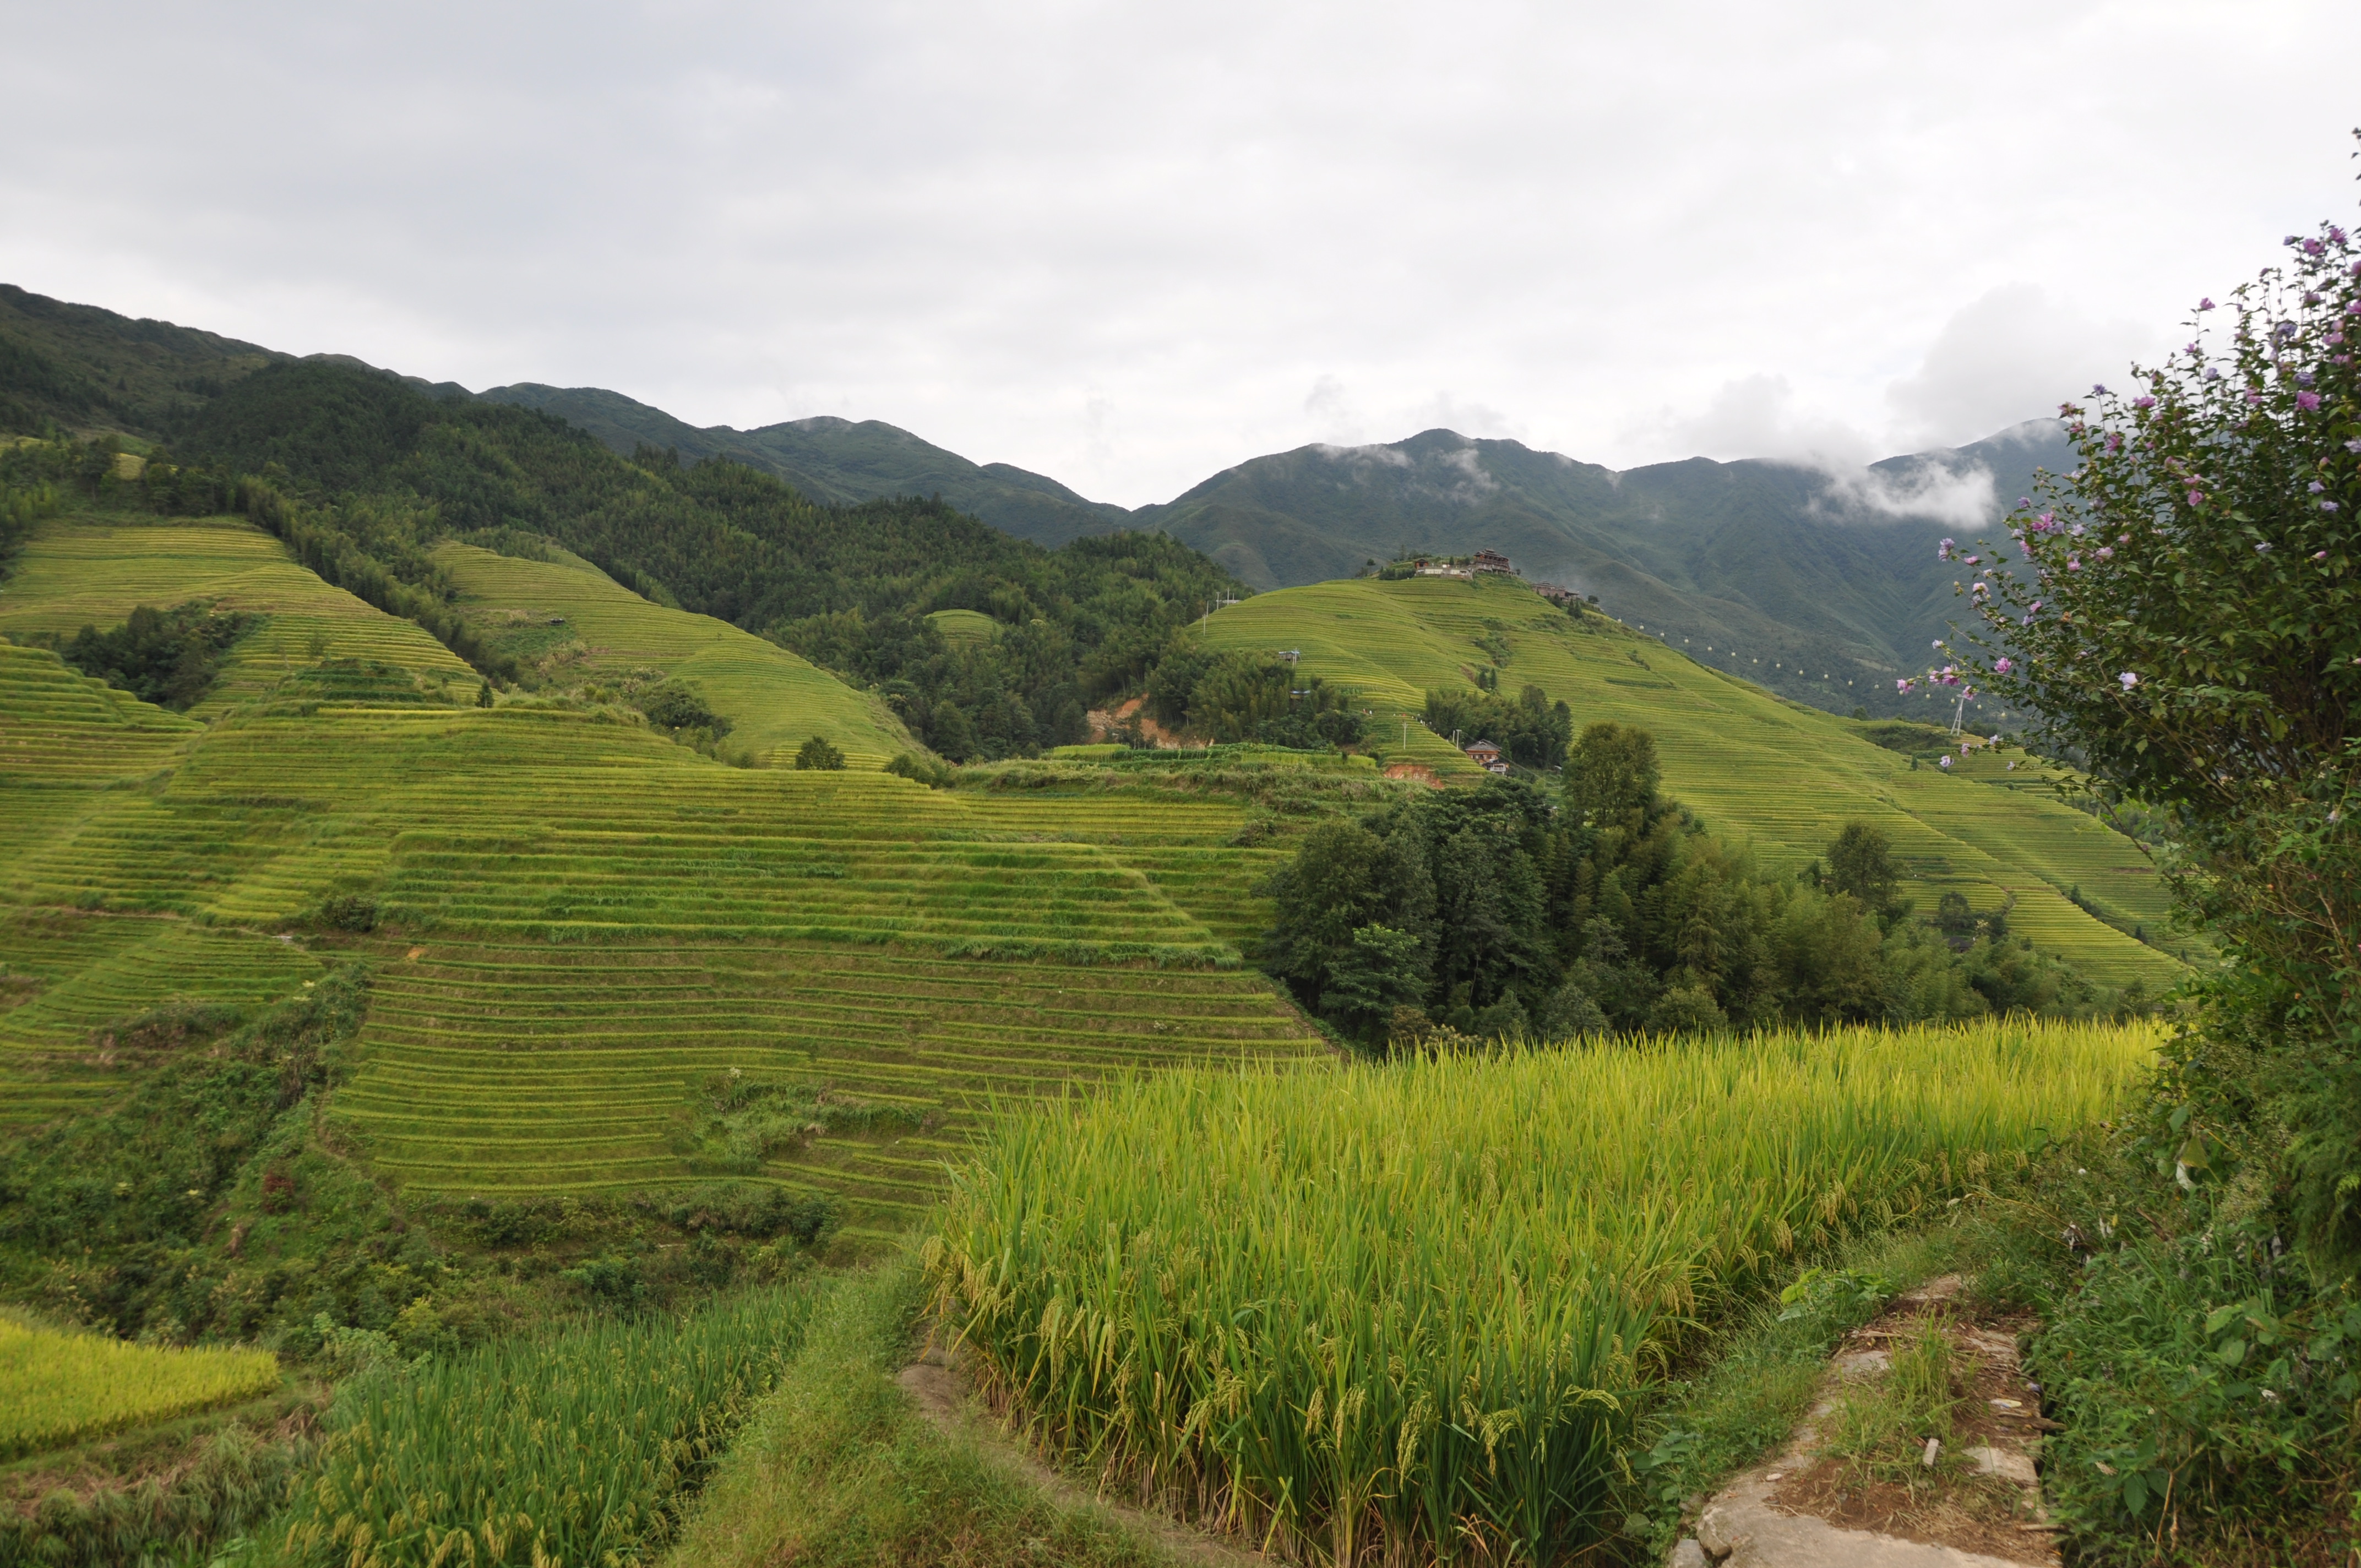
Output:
[3,255,2348,1568]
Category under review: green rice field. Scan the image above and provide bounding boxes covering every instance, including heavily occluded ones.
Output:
[0,514,1321,1226]
[0,1313,282,1460]
[278,1286,816,1567]
[929,1016,2159,1565]
[0,515,474,714]
[2,510,2182,1234]
[1200,575,2184,986]
[434,540,914,766]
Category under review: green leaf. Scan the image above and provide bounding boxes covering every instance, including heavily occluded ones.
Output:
[2123,1471,2148,1516]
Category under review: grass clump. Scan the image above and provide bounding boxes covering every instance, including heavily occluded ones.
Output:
[928,1019,2155,1565]
[1823,1315,1972,1494]
[275,1286,819,1568]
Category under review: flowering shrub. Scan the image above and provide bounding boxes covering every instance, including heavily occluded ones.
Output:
[1947,211,2359,1261]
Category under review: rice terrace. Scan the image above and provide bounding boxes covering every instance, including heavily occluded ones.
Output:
[2,78,2358,1568]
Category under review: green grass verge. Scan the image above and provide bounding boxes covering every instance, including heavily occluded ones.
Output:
[661,1257,1172,1568]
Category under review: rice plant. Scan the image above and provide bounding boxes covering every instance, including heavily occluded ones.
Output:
[276,1286,818,1567]
[927,1017,2157,1565]
[0,1315,281,1460]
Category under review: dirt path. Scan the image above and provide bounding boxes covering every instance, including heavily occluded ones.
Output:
[1674,1277,2061,1568]
[896,1341,1269,1568]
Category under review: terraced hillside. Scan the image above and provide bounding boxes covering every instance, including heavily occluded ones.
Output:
[1200,574,2185,988]
[0,512,1320,1232]
[432,541,913,766]
[0,515,473,713]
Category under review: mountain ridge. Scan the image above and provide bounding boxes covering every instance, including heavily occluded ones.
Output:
[0,280,2059,719]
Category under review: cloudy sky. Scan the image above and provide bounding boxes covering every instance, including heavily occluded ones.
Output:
[4,1,2355,505]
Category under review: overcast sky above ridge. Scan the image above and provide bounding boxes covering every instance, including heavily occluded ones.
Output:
[3,1,2355,508]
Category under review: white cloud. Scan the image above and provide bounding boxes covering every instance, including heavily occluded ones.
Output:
[0,0,2350,504]
[1884,284,2155,448]
[1636,374,1880,467]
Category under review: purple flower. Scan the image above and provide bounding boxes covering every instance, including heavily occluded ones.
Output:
[2310,481,2327,493]
[2317,550,2332,560]
[2091,383,2108,395]
[2197,297,2216,311]
[2333,226,2349,244]
[2119,672,2139,689]
[2246,389,2265,405]
[2298,391,2322,411]
[2186,489,2204,506]
[1896,678,1913,692]
[2205,368,2223,380]
[2304,238,2325,256]
[2326,500,2342,513]
[1933,639,1945,649]
[2030,601,2043,614]
[1963,554,1980,565]
[2067,557,2082,571]
[2305,292,2324,306]
[1939,755,1954,769]
[2134,395,2156,410]
[2297,370,2316,385]
[1994,657,2015,674]
[2347,440,2361,454]
[1938,537,1956,559]
[2096,546,2113,560]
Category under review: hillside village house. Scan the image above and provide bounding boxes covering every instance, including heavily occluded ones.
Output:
[1472,549,1513,574]
[1462,740,1507,772]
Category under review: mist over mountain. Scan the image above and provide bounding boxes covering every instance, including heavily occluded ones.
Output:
[1,281,2061,720]
[475,379,2063,720]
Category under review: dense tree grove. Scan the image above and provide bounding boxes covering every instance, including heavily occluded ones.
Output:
[33,600,255,710]
[1263,720,2103,1047]
[1421,682,1573,769]
[1143,643,1366,748]
[1,360,1250,760]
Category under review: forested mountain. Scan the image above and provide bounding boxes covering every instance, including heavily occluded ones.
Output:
[476,384,1135,548]
[6,352,1244,760]
[1135,425,2071,718]
[0,284,284,438]
[0,280,2058,718]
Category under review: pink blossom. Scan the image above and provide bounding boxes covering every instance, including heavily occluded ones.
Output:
[2067,557,2082,571]
[2187,489,2204,507]
[2096,547,2113,560]
[2118,672,2139,690]
[1938,756,1954,769]
[1994,657,2015,674]
[2297,391,2322,411]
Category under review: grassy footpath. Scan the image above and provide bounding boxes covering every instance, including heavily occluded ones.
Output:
[1201,575,2184,987]
[662,1258,1171,1568]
